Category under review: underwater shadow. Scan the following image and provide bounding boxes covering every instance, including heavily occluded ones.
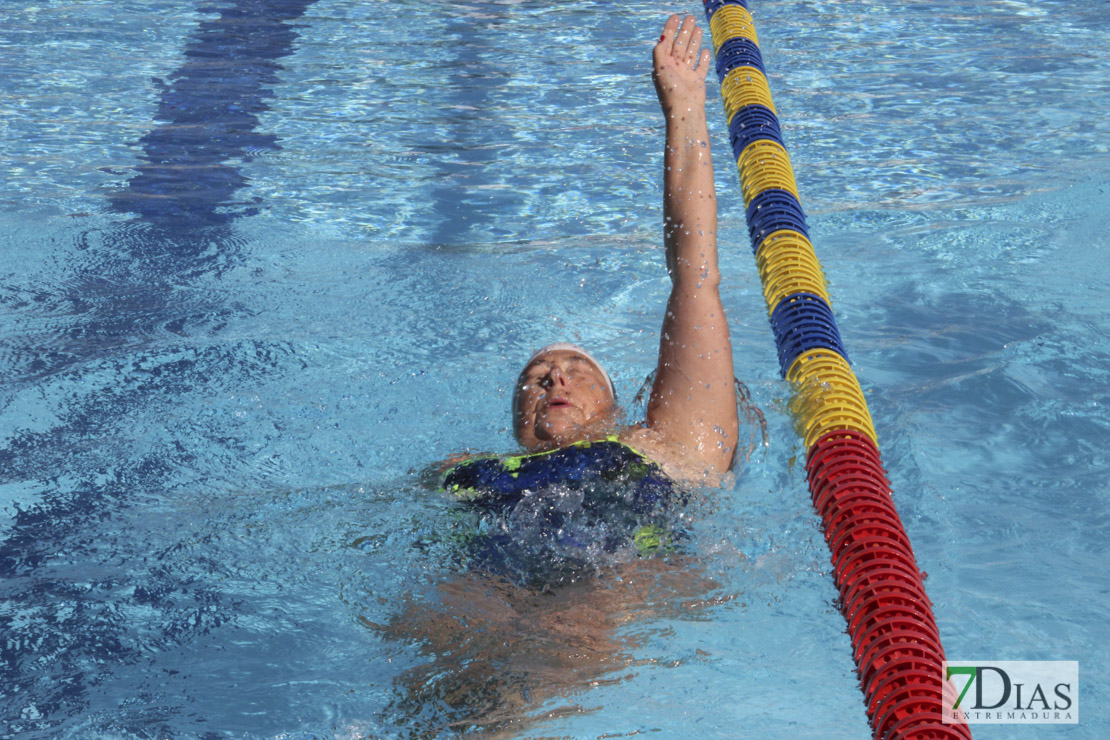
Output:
[371,559,728,739]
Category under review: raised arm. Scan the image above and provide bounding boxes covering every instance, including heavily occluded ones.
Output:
[634,14,738,476]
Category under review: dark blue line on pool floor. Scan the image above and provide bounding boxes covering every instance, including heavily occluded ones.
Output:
[109,0,319,235]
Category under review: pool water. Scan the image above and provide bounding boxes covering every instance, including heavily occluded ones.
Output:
[2,0,1108,738]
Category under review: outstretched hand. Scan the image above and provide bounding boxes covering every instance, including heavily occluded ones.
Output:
[652,14,712,116]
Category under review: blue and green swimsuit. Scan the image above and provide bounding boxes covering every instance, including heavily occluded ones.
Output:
[441,436,684,586]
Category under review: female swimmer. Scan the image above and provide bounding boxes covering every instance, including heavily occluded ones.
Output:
[439,13,739,585]
[385,16,739,736]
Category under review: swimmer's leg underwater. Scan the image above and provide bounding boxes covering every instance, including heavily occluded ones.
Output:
[375,560,721,737]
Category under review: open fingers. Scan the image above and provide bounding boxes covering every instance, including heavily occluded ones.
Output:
[658,14,704,69]
[670,14,695,59]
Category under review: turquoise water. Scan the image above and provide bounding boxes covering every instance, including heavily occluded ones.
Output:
[1,0,1108,738]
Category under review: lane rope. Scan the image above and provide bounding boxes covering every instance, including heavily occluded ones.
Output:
[702,2,969,737]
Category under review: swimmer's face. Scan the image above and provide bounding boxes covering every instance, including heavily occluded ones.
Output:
[513,349,616,450]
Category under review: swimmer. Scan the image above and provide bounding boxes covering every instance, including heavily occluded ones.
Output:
[383,16,737,736]
[451,13,737,487]
[441,13,739,585]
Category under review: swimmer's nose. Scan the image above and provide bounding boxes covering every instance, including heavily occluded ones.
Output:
[549,366,569,387]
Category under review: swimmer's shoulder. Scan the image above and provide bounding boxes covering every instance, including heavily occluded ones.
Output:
[618,426,732,488]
